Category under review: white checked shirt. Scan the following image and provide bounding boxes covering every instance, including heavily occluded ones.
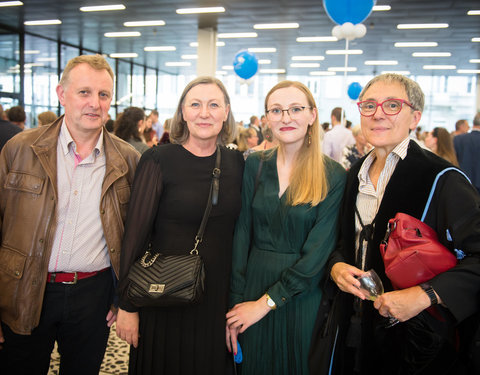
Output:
[355,136,410,270]
[48,120,110,272]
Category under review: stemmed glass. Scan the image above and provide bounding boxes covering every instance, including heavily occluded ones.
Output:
[357,269,399,328]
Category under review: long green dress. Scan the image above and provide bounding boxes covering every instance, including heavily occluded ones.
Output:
[230,150,346,375]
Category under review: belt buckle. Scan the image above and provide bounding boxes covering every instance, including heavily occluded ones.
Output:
[62,272,78,285]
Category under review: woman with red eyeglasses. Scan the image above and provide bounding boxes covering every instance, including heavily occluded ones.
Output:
[310,73,480,375]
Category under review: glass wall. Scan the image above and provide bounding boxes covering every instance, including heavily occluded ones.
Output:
[0,30,20,110]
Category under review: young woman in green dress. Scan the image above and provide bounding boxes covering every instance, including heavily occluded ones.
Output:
[226,81,346,374]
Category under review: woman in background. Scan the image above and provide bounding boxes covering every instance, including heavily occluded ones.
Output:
[237,127,259,159]
[114,107,149,154]
[425,126,459,166]
[116,76,244,375]
[226,80,346,374]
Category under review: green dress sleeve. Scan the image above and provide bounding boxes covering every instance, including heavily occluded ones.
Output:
[230,153,262,307]
[267,161,346,308]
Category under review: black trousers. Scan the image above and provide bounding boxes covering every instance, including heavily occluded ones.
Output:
[0,268,114,375]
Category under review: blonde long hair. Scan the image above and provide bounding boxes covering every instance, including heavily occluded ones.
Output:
[264,80,328,206]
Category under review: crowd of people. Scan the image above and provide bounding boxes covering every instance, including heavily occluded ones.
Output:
[0,54,479,375]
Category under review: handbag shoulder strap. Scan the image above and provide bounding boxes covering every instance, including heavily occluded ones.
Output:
[191,145,221,254]
[420,167,471,222]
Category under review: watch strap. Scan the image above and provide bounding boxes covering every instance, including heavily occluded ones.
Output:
[420,283,438,306]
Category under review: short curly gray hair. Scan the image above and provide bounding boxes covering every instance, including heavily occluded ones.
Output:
[359,73,425,112]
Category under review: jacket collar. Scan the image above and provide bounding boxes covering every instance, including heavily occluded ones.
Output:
[30,115,130,199]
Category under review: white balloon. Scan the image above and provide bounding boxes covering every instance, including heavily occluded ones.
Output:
[354,24,367,39]
[341,22,355,40]
[332,25,344,40]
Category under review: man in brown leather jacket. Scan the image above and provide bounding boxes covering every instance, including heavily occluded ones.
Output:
[0,55,140,374]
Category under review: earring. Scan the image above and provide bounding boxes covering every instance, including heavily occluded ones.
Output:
[307,126,312,146]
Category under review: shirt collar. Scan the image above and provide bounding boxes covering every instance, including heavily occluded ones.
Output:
[357,136,410,187]
[59,118,104,158]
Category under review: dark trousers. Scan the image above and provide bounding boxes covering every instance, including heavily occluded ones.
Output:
[0,268,114,375]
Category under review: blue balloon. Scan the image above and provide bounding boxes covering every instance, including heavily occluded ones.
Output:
[323,0,376,25]
[348,82,362,100]
[233,50,258,80]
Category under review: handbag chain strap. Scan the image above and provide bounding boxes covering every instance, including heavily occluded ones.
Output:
[190,145,222,255]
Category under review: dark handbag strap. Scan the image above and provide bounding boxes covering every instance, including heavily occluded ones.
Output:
[191,145,221,255]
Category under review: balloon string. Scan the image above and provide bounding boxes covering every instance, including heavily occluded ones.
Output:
[341,38,349,126]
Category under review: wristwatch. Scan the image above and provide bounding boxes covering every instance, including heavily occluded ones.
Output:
[265,293,277,310]
[420,283,438,306]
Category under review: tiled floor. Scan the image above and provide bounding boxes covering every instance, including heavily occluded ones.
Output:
[48,323,129,375]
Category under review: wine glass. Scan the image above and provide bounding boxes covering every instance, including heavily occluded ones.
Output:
[357,269,399,328]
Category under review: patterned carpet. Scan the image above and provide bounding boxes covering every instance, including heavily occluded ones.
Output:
[48,323,129,375]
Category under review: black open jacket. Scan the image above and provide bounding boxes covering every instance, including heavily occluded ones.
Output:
[310,141,480,375]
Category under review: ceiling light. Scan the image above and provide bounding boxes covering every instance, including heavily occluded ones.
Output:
[290,63,320,68]
[165,62,191,67]
[176,7,225,14]
[258,59,271,64]
[144,46,176,51]
[80,4,125,12]
[181,55,198,59]
[0,1,23,7]
[37,57,56,62]
[221,65,233,70]
[457,69,480,73]
[326,50,363,55]
[328,67,357,72]
[190,41,225,47]
[218,32,257,38]
[310,71,336,76]
[104,32,141,37]
[467,10,480,15]
[24,19,62,26]
[259,69,286,74]
[381,70,411,75]
[15,50,40,54]
[110,53,138,58]
[24,63,44,67]
[292,56,325,61]
[394,42,438,47]
[423,65,456,69]
[216,71,227,76]
[470,59,480,63]
[124,20,165,27]
[253,23,299,29]
[472,38,480,42]
[412,52,451,57]
[296,36,337,42]
[372,5,391,11]
[248,47,276,53]
[364,60,398,65]
[397,23,449,29]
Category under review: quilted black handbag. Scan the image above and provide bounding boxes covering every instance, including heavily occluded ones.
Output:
[126,146,221,307]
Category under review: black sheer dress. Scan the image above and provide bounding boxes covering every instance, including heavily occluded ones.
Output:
[118,143,244,375]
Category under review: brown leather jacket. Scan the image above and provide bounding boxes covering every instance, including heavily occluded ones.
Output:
[0,116,140,334]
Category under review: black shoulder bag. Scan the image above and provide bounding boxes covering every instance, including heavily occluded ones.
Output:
[127,146,221,307]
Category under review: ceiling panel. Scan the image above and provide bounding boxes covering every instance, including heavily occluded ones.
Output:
[0,0,478,76]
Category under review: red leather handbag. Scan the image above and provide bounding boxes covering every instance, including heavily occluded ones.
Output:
[380,167,469,290]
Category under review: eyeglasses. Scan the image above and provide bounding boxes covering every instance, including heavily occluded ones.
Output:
[357,99,414,117]
[266,106,311,121]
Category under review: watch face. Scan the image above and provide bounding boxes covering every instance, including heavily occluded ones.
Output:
[267,298,274,307]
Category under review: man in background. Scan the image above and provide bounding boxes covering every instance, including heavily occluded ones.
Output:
[6,105,26,130]
[452,119,469,137]
[0,104,21,151]
[454,113,480,193]
[149,109,163,139]
[249,115,263,145]
[322,107,355,163]
[0,54,139,374]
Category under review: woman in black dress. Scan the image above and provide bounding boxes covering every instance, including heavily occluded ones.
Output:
[116,76,244,375]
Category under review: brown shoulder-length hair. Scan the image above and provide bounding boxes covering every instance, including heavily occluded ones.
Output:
[432,127,459,166]
[264,80,328,206]
[169,76,237,145]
